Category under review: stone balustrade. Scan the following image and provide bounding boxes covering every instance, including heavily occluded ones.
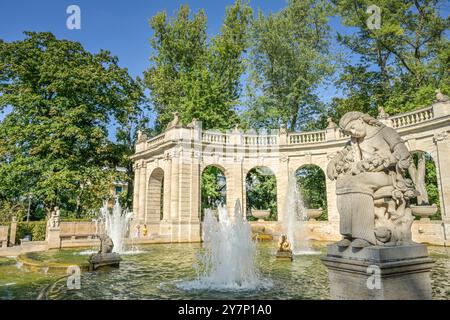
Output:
[289,131,326,144]
[202,132,230,144]
[243,134,278,145]
[137,104,445,149]
[389,107,433,128]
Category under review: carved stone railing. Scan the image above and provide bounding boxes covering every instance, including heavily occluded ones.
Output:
[134,99,448,155]
[202,132,230,144]
[243,134,278,145]
[289,131,326,144]
[389,107,433,128]
[146,133,165,148]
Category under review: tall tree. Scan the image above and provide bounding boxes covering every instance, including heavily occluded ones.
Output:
[144,1,252,132]
[0,32,143,219]
[244,0,335,131]
[331,0,450,118]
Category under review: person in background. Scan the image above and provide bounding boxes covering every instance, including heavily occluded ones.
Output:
[143,224,148,237]
[135,224,140,239]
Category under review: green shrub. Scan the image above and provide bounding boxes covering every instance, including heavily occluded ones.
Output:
[16,221,46,243]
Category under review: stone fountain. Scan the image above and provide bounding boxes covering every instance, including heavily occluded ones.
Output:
[321,111,434,300]
[88,234,121,271]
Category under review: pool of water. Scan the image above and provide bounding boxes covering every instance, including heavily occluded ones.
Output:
[1,242,449,300]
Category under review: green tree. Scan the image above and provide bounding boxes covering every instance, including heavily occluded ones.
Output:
[244,0,335,131]
[144,1,252,132]
[0,32,143,220]
[246,168,277,220]
[296,165,328,220]
[331,0,450,119]
[201,166,226,219]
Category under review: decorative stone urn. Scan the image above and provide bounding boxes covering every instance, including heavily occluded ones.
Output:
[251,209,270,221]
[410,204,438,220]
[306,208,323,221]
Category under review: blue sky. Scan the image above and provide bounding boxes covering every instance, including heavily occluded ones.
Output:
[1,1,447,136]
[0,0,297,79]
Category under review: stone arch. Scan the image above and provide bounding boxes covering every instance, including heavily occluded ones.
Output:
[245,166,278,221]
[294,164,328,221]
[146,167,164,223]
[200,164,227,220]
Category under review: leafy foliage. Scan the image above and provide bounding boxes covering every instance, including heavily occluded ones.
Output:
[144,1,252,132]
[245,168,277,220]
[0,32,144,221]
[296,165,328,220]
[244,0,335,131]
[201,166,226,219]
[329,0,450,121]
[15,221,46,243]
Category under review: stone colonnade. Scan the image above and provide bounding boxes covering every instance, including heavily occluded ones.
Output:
[131,99,450,243]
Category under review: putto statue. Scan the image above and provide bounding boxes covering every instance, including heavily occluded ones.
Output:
[276,234,293,261]
[98,234,114,254]
[327,112,418,248]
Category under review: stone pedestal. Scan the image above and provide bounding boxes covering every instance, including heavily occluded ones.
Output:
[88,253,121,271]
[46,227,61,249]
[321,243,434,300]
[276,251,293,261]
[9,218,17,247]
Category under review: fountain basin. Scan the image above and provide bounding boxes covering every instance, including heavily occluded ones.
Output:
[251,209,271,221]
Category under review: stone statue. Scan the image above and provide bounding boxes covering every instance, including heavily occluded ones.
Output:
[137,130,148,143]
[50,206,60,229]
[276,234,293,260]
[277,234,292,252]
[89,234,121,271]
[167,111,181,129]
[98,234,114,254]
[435,89,449,102]
[326,117,337,128]
[327,112,418,248]
[186,118,198,128]
[377,107,389,119]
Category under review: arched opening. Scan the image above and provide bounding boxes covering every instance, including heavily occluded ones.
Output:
[295,165,327,221]
[201,165,226,221]
[407,151,441,220]
[147,168,164,222]
[245,167,277,221]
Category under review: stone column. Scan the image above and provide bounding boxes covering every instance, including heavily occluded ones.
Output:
[132,163,140,216]
[162,154,172,221]
[226,160,244,218]
[9,216,17,246]
[276,155,290,222]
[170,149,180,221]
[433,132,450,222]
[326,179,339,222]
[138,161,147,223]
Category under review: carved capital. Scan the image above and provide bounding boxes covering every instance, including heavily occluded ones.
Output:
[433,131,448,143]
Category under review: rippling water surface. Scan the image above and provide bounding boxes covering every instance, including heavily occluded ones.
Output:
[0,242,449,300]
